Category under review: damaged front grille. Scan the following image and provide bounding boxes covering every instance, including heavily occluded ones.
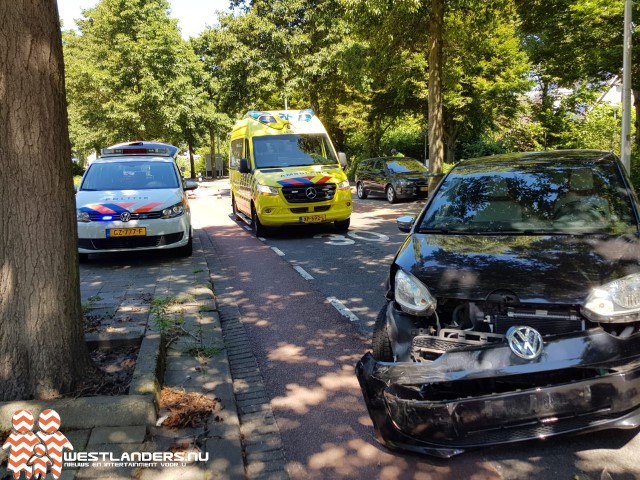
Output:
[411,329,504,361]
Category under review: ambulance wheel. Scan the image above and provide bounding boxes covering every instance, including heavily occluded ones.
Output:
[386,185,398,204]
[251,204,266,237]
[78,253,89,264]
[334,218,350,232]
[356,182,368,199]
[372,304,394,361]
[232,195,239,219]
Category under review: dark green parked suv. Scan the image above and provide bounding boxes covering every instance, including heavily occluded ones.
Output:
[355,157,430,203]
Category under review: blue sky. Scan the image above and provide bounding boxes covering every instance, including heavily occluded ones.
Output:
[56,0,231,38]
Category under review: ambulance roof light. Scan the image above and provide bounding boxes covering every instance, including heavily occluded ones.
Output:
[298,109,315,122]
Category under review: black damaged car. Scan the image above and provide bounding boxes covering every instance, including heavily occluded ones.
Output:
[356,150,640,458]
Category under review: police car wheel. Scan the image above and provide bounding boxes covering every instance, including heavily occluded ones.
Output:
[174,232,193,257]
[78,253,89,264]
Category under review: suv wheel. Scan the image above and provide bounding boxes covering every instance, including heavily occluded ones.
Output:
[372,304,394,361]
[386,185,398,204]
[356,182,368,199]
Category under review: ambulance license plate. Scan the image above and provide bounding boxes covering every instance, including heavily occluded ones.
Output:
[107,228,147,237]
[300,215,326,224]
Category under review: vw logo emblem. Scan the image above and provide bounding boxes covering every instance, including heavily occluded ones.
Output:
[120,212,131,222]
[305,187,317,200]
[506,325,543,360]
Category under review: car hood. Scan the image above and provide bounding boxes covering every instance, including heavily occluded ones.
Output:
[76,189,183,214]
[395,233,640,305]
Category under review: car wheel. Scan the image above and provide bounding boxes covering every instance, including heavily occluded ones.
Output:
[251,203,267,237]
[334,218,350,232]
[372,304,394,361]
[175,231,193,257]
[78,253,89,264]
[386,185,398,204]
[356,182,368,199]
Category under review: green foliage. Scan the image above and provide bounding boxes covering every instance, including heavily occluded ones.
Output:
[63,0,211,161]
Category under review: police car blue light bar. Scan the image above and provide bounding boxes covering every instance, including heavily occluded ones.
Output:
[100,141,179,158]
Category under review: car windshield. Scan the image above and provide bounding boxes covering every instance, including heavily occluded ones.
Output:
[386,158,428,173]
[80,161,179,191]
[418,161,638,235]
[252,134,338,168]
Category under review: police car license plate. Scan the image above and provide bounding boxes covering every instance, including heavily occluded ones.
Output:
[107,228,147,237]
[419,186,428,192]
[300,214,326,223]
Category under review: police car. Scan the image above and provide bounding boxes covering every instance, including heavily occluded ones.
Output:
[76,141,198,262]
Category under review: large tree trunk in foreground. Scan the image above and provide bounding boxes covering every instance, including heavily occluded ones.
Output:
[428,0,445,192]
[0,0,94,400]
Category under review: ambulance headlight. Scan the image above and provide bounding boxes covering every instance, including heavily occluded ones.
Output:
[161,202,185,218]
[583,273,640,323]
[338,180,350,190]
[257,184,279,196]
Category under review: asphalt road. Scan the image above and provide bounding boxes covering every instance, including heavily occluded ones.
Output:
[191,179,640,480]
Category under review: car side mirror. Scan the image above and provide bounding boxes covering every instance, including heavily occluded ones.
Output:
[396,215,415,233]
[184,180,199,191]
[338,152,348,168]
[239,158,251,174]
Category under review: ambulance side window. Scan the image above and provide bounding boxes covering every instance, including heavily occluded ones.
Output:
[230,139,243,170]
[244,139,251,167]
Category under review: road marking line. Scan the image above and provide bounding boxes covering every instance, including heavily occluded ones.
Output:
[258,237,266,242]
[242,225,251,232]
[294,266,314,280]
[271,247,285,256]
[327,297,359,322]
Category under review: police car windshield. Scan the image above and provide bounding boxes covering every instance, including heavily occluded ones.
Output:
[253,134,338,168]
[81,161,179,191]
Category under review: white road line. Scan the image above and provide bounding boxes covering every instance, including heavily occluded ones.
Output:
[271,247,285,256]
[294,266,314,280]
[242,225,252,232]
[258,237,266,242]
[327,296,359,322]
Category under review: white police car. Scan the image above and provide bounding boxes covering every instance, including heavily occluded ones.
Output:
[76,141,198,262]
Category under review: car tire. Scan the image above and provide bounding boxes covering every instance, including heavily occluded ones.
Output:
[386,185,398,204]
[251,203,267,237]
[334,218,350,232]
[372,304,394,361]
[356,182,368,199]
[175,231,193,257]
[78,253,89,264]
[232,195,239,220]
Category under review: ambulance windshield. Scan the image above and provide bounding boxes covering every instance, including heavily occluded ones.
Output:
[253,134,338,168]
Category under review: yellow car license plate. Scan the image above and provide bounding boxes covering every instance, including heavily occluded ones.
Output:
[300,214,327,223]
[107,227,147,237]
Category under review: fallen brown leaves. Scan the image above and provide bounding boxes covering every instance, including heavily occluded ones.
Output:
[159,387,222,429]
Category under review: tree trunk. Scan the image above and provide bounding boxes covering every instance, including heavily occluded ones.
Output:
[0,0,94,400]
[428,0,445,192]
[633,88,640,148]
[210,125,217,180]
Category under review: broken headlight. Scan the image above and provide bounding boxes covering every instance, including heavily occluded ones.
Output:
[394,269,436,316]
[583,273,640,323]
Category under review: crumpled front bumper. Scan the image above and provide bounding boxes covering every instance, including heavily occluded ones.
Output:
[356,330,640,458]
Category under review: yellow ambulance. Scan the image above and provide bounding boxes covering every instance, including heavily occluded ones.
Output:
[229,109,352,236]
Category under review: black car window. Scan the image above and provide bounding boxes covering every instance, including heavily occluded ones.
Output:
[418,161,637,235]
[386,159,428,173]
